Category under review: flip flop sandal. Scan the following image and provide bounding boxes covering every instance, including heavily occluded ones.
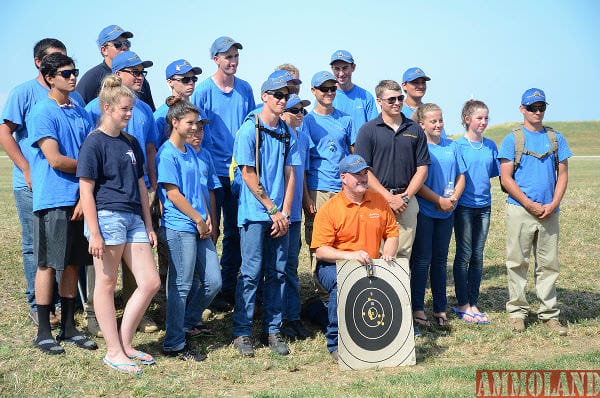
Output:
[413,316,432,328]
[128,350,156,365]
[34,337,65,355]
[473,312,491,325]
[451,307,480,324]
[57,333,98,350]
[103,356,142,375]
[433,315,450,328]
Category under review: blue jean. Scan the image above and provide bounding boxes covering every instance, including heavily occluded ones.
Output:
[410,212,454,314]
[162,227,222,351]
[316,262,338,353]
[453,205,491,307]
[233,222,288,337]
[215,176,242,295]
[14,188,35,311]
[284,221,302,321]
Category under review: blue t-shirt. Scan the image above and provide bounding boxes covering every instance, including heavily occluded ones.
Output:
[76,130,145,216]
[305,109,356,192]
[157,142,214,233]
[86,97,158,187]
[233,117,300,226]
[455,136,499,208]
[333,84,378,131]
[191,76,255,176]
[498,127,572,209]
[290,124,314,222]
[417,138,467,219]
[27,98,91,211]
[1,79,84,190]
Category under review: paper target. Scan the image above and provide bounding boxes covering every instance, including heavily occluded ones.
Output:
[337,258,415,370]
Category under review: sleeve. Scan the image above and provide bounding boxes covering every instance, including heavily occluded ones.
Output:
[497,133,516,161]
[131,136,146,179]
[383,202,399,238]
[414,128,431,167]
[556,132,572,162]
[76,135,100,179]
[1,85,27,126]
[365,92,379,121]
[84,100,102,127]
[156,147,181,188]
[310,201,336,250]
[143,106,160,148]
[453,142,468,174]
[354,125,373,166]
[233,122,256,167]
[286,132,301,167]
[28,105,58,147]
[488,140,500,178]
[347,117,357,146]
[205,152,221,190]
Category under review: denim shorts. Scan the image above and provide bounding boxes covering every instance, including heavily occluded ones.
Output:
[85,210,149,245]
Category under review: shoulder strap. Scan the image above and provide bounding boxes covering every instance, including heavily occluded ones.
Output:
[544,126,559,176]
[254,114,261,178]
[512,127,525,172]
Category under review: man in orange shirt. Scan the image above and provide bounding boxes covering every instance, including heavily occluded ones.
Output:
[311,154,399,361]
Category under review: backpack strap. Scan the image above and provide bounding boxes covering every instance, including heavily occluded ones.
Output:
[512,127,525,172]
[513,125,559,179]
[254,114,261,179]
[544,126,559,178]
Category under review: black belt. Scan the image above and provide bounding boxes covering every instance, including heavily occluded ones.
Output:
[387,187,406,195]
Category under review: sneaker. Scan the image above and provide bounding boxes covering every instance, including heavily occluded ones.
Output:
[233,336,254,357]
[29,310,39,326]
[509,317,526,333]
[291,320,311,340]
[163,345,206,362]
[260,333,290,356]
[137,315,158,333]
[544,319,568,336]
[330,349,339,363]
[86,313,103,338]
[280,320,298,339]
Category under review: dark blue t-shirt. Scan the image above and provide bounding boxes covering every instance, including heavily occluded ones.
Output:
[76,130,145,215]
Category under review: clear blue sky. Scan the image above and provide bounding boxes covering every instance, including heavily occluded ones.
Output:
[1,0,599,134]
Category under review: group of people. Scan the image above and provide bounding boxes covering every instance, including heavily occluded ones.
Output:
[0,24,571,374]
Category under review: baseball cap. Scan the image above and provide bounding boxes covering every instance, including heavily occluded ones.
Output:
[165,59,202,79]
[112,51,153,73]
[402,67,431,83]
[330,50,354,65]
[269,69,302,85]
[285,94,311,110]
[339,154,370,174]
[197,108,210,124]
[521,88,547,105]
[210,36,242,57]
[311,71,337,88]
[261,76,288,93]
[97,25,133,47]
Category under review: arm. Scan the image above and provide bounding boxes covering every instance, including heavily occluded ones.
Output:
[0,121,32,188]
[499,159,544,217]
[381,236,399,261]
[366,170,406,213]
[79,177,104,259]
[302,170,316,215]
[417,184,454,212]
[209,190,219,244]
[163,182,211,239]
[540,160,568,219]
[37,137,77,173]
[282,165,295,217]
[315,245,372,265]
[139,178,157,247]
[404,165,428,202]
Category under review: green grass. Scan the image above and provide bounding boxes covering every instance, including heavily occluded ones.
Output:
[0,121,599,397]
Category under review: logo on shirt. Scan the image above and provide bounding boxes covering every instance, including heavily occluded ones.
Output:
[126,150,137,166]
[369,213,381,219]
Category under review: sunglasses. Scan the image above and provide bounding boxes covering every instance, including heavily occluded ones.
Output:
[57,69,79,79]
[171,76,198,84]
[266,90,290,100]
[525,103,547,113]
[286,107,307,115]
[379,95,405,104]
[316,86,337,93]
[109,39,131,49]
[121,69,147,78]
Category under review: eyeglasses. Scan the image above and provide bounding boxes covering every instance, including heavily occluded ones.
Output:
[316,86,337,93]
[379,95,405,104]
[171,76,198,84]
[57,69,79,79]
[120,69,147,78]
[108,39,131,50]
[525,103,547,113]
[266,91,290,101]
[286,107,306,115]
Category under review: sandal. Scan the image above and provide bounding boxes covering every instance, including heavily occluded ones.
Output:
[128,350,156,365]
[103,356,142,375]
[34,337,65,355]
[413,316,431,328]
[433,314,450,328]
[451,307,479,324]
[57,333,98,350]
[473,312,490,325]
[186,323,215,339]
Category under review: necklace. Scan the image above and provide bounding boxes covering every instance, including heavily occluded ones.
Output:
[467,137,483,150]
[48,93,74,108]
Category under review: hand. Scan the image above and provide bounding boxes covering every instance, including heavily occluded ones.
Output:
[196,219,211,240]
[303,196,317,216]
[525,201,544,218]
[270,211,289,238]
[24,169,32,190]
[347,250,371,265]
[147,229,158,248]
[71,201,84,221]
[381,254,395,262]
[388,194,408,213]
[88,233,105,260]
[539,203,557,219]
[437,197,455,212]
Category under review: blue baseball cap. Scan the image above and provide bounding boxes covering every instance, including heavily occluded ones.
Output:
[311,71,337,88]
[97,25,133,47]
[197,108,210,124]
[210,36,242,57]
[330,50,354,65]
[261,76,288,93]
[402,67,431,83]
[339,154,370,174]
[285,94,310,110]
[269,69,301,85]
[521,88,548,105]
[165,59,202,79]
[112,51,153,73]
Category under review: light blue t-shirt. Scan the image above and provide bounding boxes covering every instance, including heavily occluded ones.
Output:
[233,117,300,226]
[290,124,314,222]
[27,98,91,211]
[191,76,255,176]
[417,138,467,219]
[305,109,356,192]
[333,84,378,131]
[157,141,213,233]
[1,78,84,190]
[86,97,158,187]
[498,127,571,209]
[455,136,500,208]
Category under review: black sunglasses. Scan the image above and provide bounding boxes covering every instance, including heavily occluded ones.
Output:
[266,90,290,100]
[121,69,147,78]
[525,103,547,113]
[171,76,198,84]
[286,107,306,115]
[316,86,337,93]
[57,69,79,79]
[379,95,405,104]
[109,39,131,49]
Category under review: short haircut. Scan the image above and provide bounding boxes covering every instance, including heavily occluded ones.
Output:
[39,53,74,78]
[375,80,401,98]
[34,38,66,60]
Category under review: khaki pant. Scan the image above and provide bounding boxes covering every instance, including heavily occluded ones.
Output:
[505,203,560,320]
[394,196,419,259]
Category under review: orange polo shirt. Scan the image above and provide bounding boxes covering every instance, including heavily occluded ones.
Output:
[310,189,399,259]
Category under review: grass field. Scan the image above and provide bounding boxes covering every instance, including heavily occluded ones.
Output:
[0,121,599,397]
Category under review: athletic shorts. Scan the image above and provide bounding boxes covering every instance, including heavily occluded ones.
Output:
[84,210,149,246]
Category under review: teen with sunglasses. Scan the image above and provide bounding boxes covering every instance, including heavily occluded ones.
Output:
[77,25,156,111]
[498,88,571,336]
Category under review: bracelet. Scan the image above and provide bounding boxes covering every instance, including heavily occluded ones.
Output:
[268,205,279,215]
[281,211,290,219]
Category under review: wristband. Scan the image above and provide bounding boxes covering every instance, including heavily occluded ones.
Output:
[281,211,290,219]
[268,205,279,215]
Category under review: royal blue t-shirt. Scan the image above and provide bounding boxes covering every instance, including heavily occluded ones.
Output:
[333,84,378,131]
[291,124,314,222]
[455,136,499,208]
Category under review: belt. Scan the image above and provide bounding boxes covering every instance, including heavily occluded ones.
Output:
[387,187,406,195]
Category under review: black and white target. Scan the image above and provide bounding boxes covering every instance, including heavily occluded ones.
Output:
[337,258,415,370]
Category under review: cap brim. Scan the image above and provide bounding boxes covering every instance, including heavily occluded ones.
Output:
[140,60,153,68]
[190,66,203,75]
